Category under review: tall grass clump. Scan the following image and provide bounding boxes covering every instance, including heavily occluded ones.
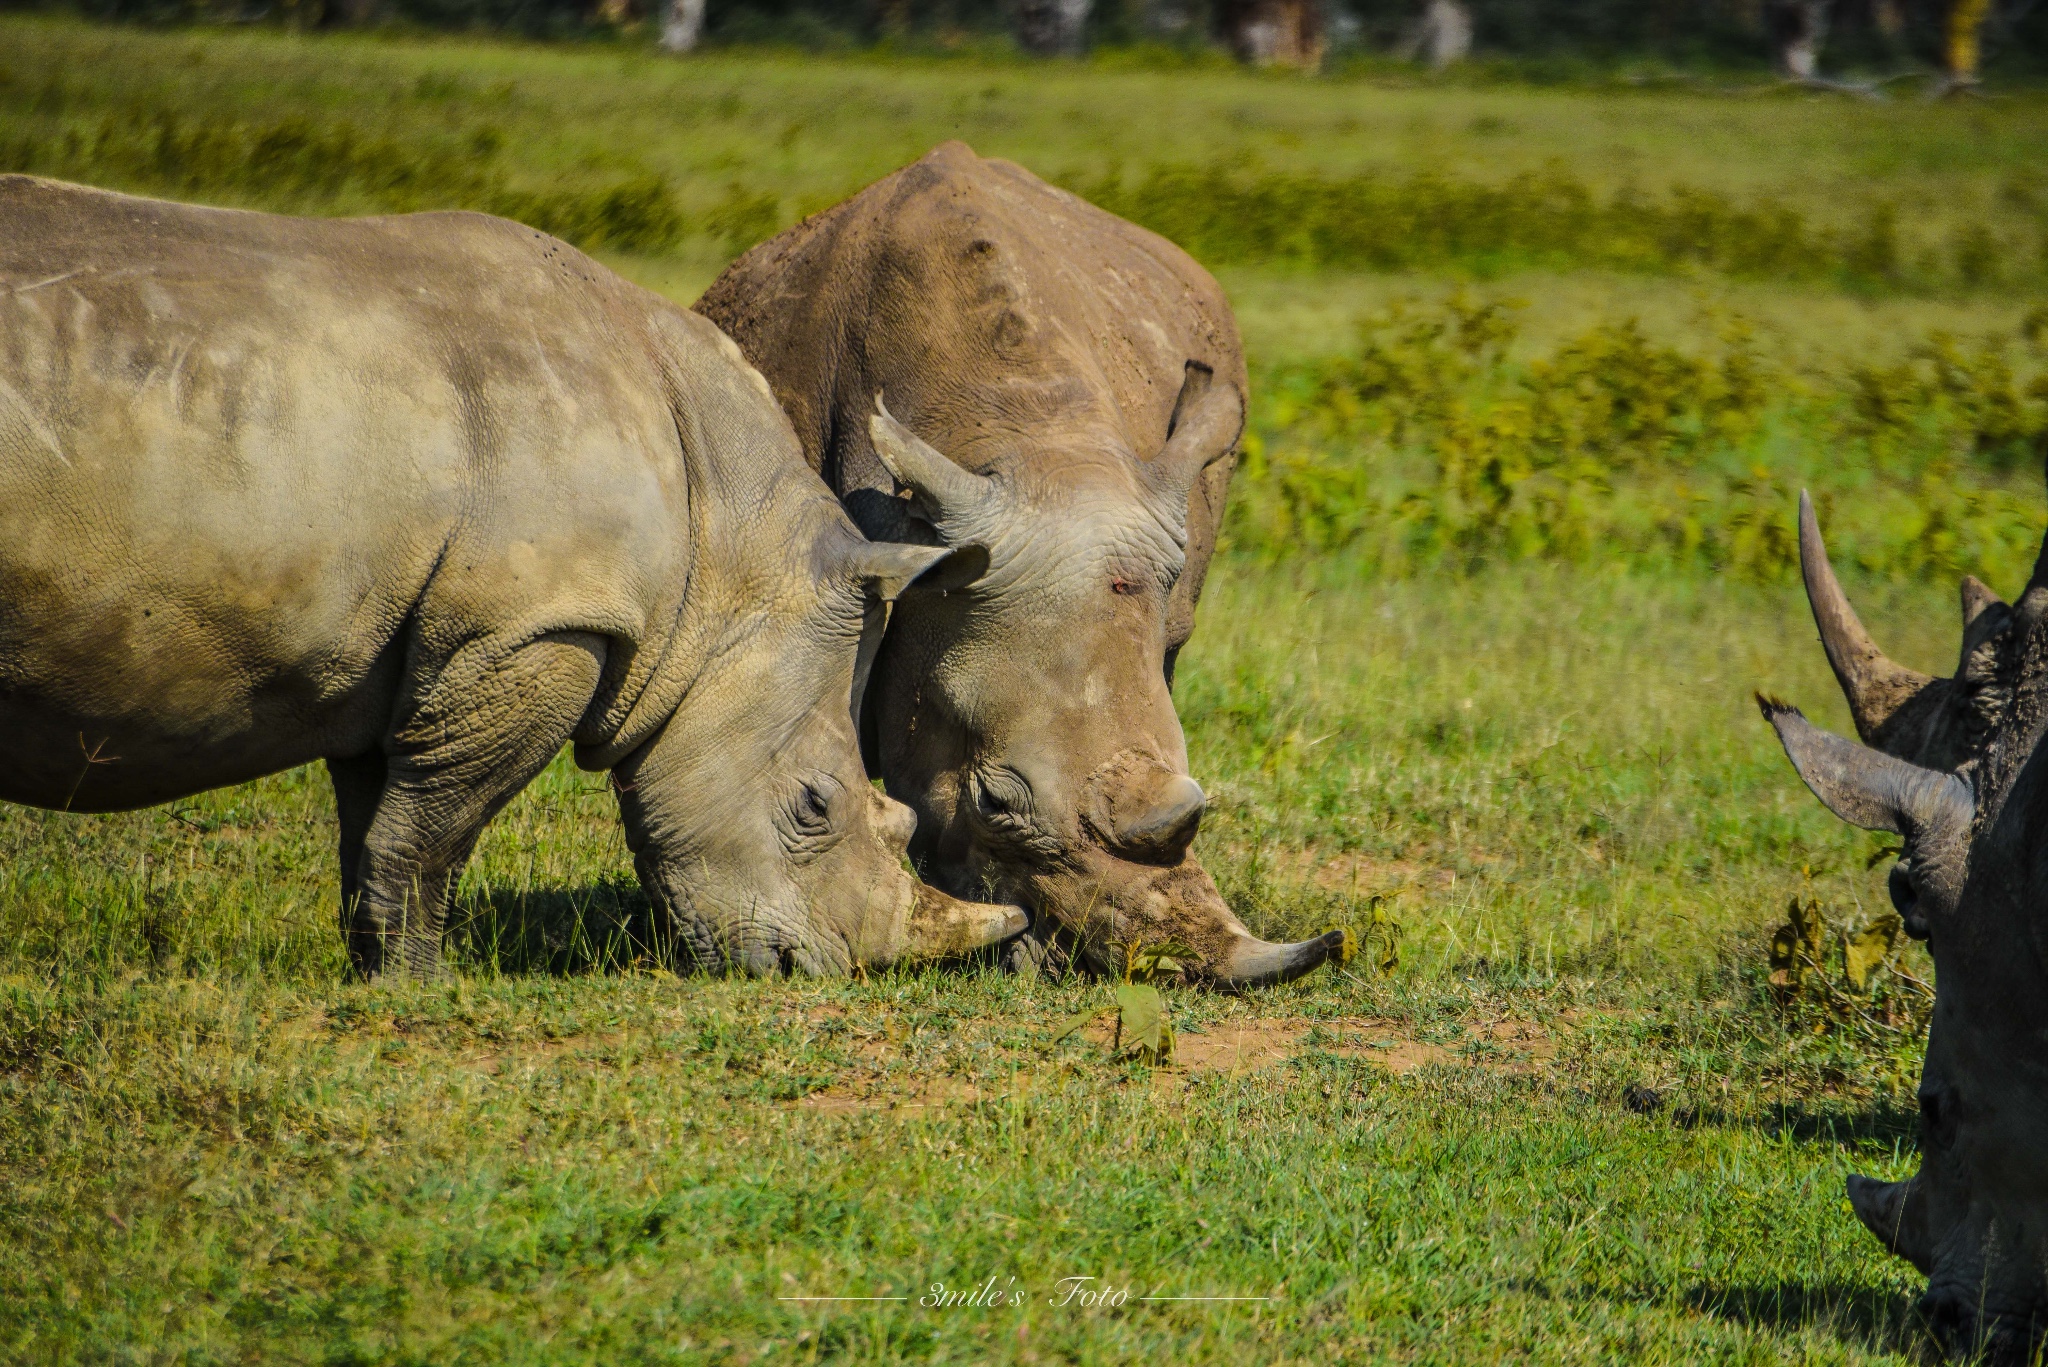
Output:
[1227,294,2048,582]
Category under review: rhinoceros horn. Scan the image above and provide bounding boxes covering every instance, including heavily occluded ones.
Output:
[1140,360,1244,519]
[1799,491,1938,744]
[1848,1173,1933,1273]
[1756,695,1973,839]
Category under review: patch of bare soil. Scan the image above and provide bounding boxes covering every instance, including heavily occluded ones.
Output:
[1220,846,1464,896]
[1155,1015,1556,1078]
[783,1012,1566,1115]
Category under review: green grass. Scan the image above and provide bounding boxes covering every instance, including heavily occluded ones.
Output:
[0,18,2035,1364]
[0,563,1966,1364]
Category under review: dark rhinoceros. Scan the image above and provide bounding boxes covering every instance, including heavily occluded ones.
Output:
[1762,492,2048,1361]
[0,175,1022,978]
[696,142,1343,987]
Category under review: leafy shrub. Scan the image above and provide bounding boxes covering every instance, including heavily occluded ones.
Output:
[1074,160,2044,294]
[0,106,690,254]
[1227,294,2048,584]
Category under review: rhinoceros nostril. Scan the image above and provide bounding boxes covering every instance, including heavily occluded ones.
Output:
[1107,774,1205,862]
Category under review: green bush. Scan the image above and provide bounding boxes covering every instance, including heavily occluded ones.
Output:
[0,106,689,254]
[1226,294,2048,584]
[1074,160,2046,294]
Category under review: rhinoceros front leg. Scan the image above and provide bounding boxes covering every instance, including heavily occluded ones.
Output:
[345,632,606,979]
[326,751,386,937]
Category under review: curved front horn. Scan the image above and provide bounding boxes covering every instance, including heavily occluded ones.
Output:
[1799,490,1935,743]
[1848,1173,1933,1273]
[868,394,998,533]
[1142,361,1245,514]
[1756,695,1972,838]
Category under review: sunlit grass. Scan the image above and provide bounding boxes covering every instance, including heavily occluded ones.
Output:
[0,561,1962,1363]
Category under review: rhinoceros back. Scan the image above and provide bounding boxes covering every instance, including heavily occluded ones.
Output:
[0,178,692,811]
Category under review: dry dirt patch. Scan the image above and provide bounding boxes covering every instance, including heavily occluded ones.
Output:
[784,1012,1565,1115]
[1157,1015,1556,1077]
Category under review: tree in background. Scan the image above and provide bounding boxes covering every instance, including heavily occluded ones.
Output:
[661,0,705,48]
[1394,0,1473,66]
[1217,0,1328,65]
[1943,0,1994,85]
[1769,0,1833,77]
[1017,0,1092,53]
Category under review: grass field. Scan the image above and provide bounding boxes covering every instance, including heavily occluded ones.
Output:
[1,18,2043,1364]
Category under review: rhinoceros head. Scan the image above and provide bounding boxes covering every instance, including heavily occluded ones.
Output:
[1798,490,2017,774]
[1763,498,2048,1362]
[611,508,1025,976]
[856,379,1342,986]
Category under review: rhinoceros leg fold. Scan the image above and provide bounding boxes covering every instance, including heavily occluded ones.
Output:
[349,632,606,980]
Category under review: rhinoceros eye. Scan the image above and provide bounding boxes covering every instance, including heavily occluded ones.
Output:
[795,784,832,833]
[974,767,1033,822]
[1889,861,1930,941]
[779,775,846,862]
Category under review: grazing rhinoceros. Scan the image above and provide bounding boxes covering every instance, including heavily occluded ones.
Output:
[1762,492,2048,1362]
[0,175,1023,979]
[697,141,1343,987]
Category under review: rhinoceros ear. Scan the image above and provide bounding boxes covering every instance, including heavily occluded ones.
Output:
[1141,360,1244,517]
[842,541,989,728]
[1757,694,1973,837]
[846,541,990,604]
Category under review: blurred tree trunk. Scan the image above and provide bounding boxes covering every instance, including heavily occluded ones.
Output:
[661,0,705,50]
[1017,0,1092,54]
[1218,0,1327,67]
[1769,0,1832,78]
[1944,0,1993,85]
[1395,0,1472,68]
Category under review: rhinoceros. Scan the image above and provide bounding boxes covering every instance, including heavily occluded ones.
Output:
[697,142,1344,987]
[1762,491,2048,1361]
[0,175,1023,978]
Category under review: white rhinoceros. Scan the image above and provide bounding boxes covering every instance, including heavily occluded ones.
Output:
[0,176,1023,978]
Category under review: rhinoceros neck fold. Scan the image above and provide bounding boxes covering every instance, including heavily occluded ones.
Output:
[571,301,849,771]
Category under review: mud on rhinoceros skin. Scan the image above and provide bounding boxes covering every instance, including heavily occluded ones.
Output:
[696,141,1341,988]
[0,174,1023,979]
[1762,486,2048,1363]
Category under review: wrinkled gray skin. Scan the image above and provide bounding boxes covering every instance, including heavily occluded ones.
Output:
[1764,491,2048,1361]
[0,176,1022,978]
[698,142,1342,987]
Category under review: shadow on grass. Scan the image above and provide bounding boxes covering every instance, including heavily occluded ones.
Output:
[1673,1099,1920,1147]
[447,878,652,977]
[1682,1280,1930,1360]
